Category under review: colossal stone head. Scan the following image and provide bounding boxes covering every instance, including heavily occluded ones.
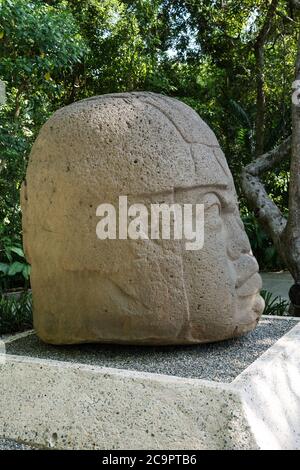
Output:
[21,92,264,345]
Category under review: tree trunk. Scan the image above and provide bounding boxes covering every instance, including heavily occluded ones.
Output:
[241,9,300,315]
[284,33,300,314]
[254,45,266,156]
[254,0,279,156]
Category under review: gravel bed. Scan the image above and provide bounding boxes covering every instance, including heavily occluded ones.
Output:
[5,317,299,382]
[0,438,34,450]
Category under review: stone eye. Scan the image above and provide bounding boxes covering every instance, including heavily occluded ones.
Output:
[206,202,221,217]
[204,194,223,230]
[204,193,222,215]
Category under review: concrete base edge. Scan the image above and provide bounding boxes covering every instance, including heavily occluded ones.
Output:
[0,319,300,450]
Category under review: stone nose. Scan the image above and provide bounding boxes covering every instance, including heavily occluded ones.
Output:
[226,216,252,261]
[233,254,260,289]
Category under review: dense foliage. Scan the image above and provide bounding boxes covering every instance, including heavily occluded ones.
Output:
[0,0,299,290]
[0,290,32,334]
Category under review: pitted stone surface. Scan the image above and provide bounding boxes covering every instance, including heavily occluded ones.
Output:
[21,92,264,345]
[0,357,257,450]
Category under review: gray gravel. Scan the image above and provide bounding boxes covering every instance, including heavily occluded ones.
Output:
[0,438,34,450]
[6,317,299,382]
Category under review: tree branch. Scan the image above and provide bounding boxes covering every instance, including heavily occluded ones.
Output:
[241,138,290,240]
[255,0,280,47]
[245,136,292,175]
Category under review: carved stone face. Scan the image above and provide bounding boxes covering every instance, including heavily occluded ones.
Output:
[21,92,264,344]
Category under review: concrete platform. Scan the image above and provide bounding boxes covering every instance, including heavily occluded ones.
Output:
[0,317,300,450]
[4,318,298,383]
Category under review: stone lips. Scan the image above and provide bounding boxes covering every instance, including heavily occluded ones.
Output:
[21,92,264,345]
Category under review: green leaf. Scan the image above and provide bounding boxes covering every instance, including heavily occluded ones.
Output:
[4,247,13,262]
[0,262,9,274]
[22,264,31,280]
[7,261,25,276]
[10,246,24,258]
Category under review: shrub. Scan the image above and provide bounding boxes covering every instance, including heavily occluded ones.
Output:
[0,290,32,335]
[261,290,289,316]
[0,227,30,292]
